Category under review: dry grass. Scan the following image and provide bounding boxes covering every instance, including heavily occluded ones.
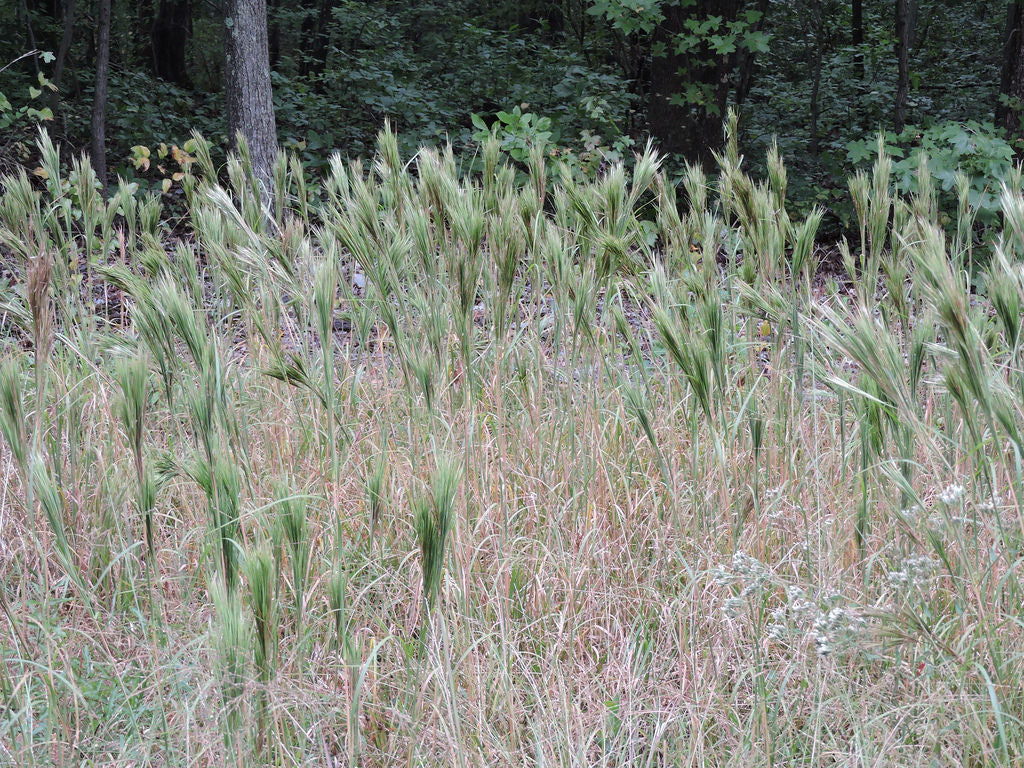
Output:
[1,122,1023,766]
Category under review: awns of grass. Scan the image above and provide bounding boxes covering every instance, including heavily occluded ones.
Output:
[0,125,1023,766]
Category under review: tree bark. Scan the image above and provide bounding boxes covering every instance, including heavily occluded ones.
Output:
[90,0,111,193]
[50,0,76,116]
[734,0,769,108]
[894,0,910,131]
[18,0,41,76]
[647,0,742,166]
[151,0,191,85]
[224,0,278,201]
[809,0,825,156]
[998,1,1024,137]
[852,0,863,78]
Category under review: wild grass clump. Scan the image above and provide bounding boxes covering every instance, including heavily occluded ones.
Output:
[1,120,1024,765]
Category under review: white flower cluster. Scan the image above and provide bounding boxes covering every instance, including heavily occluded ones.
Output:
[765,585,865,658]
[939,483,964,505]
[714,551,771,618]
[977,494,1001,512]
[721,597,745,618]
[887,554,938,590]
[730,551,770,596]
[811,606,864,657]
[899,505,921,520]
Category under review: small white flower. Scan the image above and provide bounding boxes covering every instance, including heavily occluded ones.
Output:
[899,504,920,519]
[711,566,734,586]
[939,483,964,505]
[721,597,745,618]
[977,494,1001,512]
[888,554,937,589]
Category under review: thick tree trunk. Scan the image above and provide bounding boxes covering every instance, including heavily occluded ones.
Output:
[224,0,278,201]
[894,0,910,131]
[90,0,111,193]
[151,0,191,85]
[647,4,688,156]
[998,2,1024,137]
[648,0,742,166]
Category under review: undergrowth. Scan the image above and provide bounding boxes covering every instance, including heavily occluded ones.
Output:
[1,117,1023,766]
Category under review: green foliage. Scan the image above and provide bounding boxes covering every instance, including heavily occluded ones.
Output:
[0,52,56,172]
[471,106,556,163]
[744,0,1005,223]
[587,0,662,35]
[268,0,630,174]
[588,0,768,117]
[847,121,1014,222]
[0,0,1016,235]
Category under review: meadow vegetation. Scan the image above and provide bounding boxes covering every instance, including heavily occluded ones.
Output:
[1,118,1023,765]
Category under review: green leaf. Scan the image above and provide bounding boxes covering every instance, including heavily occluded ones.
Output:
[742,30,770,53]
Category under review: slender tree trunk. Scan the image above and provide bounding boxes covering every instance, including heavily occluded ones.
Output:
[998,2,1024,137]
[50,0,76,117]
[224,0,278,201]
[298,0,330,77]
[648,3,689,157]
[18,0,41,76]
[91,0,111,192]
[734,0,769,108]
[809,0,825,156]
[852,0,863,78]
[151,0,191,85]
[310,0,331,73]
[894,0,910,131]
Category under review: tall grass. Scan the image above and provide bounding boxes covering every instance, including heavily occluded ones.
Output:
[0,121,1023,766]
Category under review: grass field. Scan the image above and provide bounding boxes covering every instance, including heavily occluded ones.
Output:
[1,123,1023,766]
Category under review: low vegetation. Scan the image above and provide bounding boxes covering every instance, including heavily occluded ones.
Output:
[1,121,1023,765]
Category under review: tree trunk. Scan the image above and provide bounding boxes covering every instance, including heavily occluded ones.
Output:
[90,0,111,193]
[998,2,1024,137]
[852,0,863,78]
[224,0,278,201]
[647,0,742,166]
[809,0,825,156]
[894,0,910,131]
[18,0,41,76]
[151,0,191,85]
[648,4,688,157]
[298,0,331,77]
[734,0,769,108]
[50,0,76,117]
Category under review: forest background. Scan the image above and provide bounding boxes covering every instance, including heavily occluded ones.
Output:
[2,0,1024,230]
